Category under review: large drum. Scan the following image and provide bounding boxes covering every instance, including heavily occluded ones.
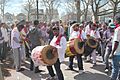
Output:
[65,38,84,57]
[31,45,58,66]
[84,37,98,57]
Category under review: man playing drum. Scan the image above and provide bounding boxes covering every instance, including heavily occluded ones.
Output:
[46,25,67,80]
[86,23,101,66]
[66,22,86,74]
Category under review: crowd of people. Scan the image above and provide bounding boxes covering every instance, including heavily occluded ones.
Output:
[0,14,120,80]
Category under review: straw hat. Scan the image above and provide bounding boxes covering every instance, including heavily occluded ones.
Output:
[71,23,80,28]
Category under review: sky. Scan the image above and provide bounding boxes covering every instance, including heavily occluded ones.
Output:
[5,0,118,17]
[5,0,26,15]
[5,0,62,16]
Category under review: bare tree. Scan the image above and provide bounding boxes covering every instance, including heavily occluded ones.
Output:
[74,0,81,22]
[90,0,109,22]
[23,0,35,21]
[65,0,76,13]
[0,0,10,21]
[63,0,76,14]
[40,0,61,23]
[109,0,120,18]
[81,0,91,21]
[63,0,83,22]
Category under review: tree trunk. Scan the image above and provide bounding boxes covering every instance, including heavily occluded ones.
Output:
[28,12,30,21]
[84,5,88,21]
[93,13,98,23]
[76,0,80,23]
[27,3,31,21]
[113,3,117,19]
[48,8,53,23]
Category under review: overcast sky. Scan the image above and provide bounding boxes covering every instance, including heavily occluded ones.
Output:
[5,0,64,17]
[5,0,25,15]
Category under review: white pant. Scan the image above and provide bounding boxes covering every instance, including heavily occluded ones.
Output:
[20,44,26,61]
[13,48,21,71]
[87,49,96,63]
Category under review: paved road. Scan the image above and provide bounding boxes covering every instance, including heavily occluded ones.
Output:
[3,55,111,80]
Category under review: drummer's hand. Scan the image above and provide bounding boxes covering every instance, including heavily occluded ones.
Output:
[109,51,114,59]
[52,48,57,53]
[83,39,87,42]
[19,41,23,44]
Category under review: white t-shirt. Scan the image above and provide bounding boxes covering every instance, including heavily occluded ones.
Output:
[70,26,73,35]
[59,26,65,35]
[1,27,9,42]
[112,27,120,55]
[11,27,21,48]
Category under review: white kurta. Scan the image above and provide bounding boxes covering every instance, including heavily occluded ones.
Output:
[90,30,101,39]
[85,24,91,35]
[50,36,67,62]
[69,30,86,40]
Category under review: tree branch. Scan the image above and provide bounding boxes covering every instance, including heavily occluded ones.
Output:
[100,9,113,13]
[97,0,101,5]
[98,1,109,8]
[94,0,97,5]
[91,0,95,13]
[97,11,113,16]
[110,0,115,3]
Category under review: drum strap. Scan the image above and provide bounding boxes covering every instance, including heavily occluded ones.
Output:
[78,29,83,41]
[55,34,65,45]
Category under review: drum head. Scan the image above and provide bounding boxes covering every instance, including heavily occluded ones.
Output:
[41,45,58,66]
[74,38,84,54]
[84,44,94,57]
[86,37,98,48]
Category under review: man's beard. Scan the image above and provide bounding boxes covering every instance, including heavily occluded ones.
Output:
[54,33,59,37]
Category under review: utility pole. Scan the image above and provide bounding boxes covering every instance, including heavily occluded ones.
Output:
[36,0,39,20]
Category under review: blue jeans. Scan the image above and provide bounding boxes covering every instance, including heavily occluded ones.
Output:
[111,55,120,80]
[0,43,3,60]
[2,42,8,60]
[104,46,112,69]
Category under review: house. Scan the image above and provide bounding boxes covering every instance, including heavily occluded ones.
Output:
[4,12,14,23]
[30,9,44,21]
[16,13,26,21]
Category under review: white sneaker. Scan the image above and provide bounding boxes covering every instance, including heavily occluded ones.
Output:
[105,69,108,72]
[79,70,84,74]
[53,76,58,79]
[46,76,58,80]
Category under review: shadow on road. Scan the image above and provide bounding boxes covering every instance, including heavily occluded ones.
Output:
[21,69,49,80]
[1,59,13,77]
[90,64,111,76]
[63,60,78,69]
[1,51,14,77]
[74,71,110,80]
